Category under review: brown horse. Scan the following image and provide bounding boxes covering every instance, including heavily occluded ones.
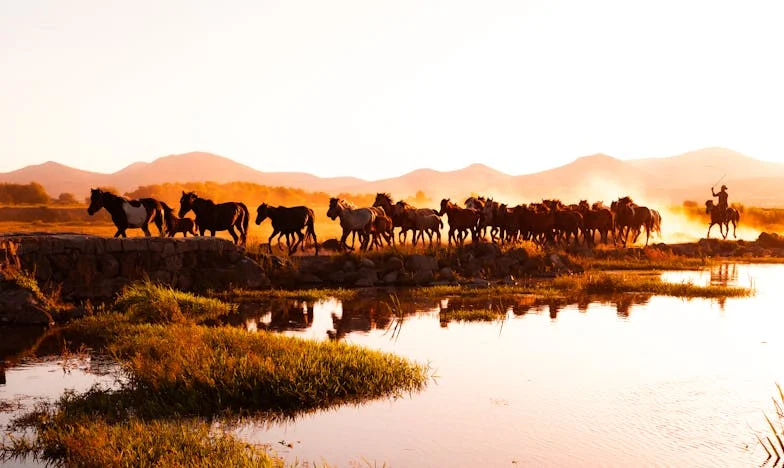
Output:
[373,193,438,244]
[578,200,614,245]
[439,199,479,246]
[611,197,636,247]
[705,200,739,239]
[161,202,197,237]
[178,191,249,246]
[256,203,318,256]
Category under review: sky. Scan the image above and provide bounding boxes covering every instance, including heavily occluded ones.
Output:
[2,0,784,180]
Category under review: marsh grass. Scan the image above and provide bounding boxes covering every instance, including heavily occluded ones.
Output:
[412,273,751,300]
[551,272,752,298]
[2,413,281,467]
[109,324,429,415]
[440,308,507,322]
[114,280,236,324]
[217,287,358,302]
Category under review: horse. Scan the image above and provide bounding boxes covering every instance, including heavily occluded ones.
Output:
[705,200,740,239]
[611,197,636,247]
[326,198,376,251]
[578,200,614,245]
[255,203,318,256]
[439,199,480,247]
[161,201,197,237]
[87,188,165,238]
[178,191,249,246]
[373,193,438,244]
[410,212,443,247]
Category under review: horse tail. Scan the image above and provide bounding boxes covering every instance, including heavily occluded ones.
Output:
[153,200,166,237]
[306,210,319,256]
[239,202,250,245]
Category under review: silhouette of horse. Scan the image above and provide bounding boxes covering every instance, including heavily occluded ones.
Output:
[439,199,479,246]
[611,197,636,247]
[705,200,740,239]
[87,188,165,238]
[178,191,249,246]
[255,203,318,256]
[410,212,443,247]
[161,202,197,237]
[326,198,376,251]
[578,200,614,245]
[373,193,438,244]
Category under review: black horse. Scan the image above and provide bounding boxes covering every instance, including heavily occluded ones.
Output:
[178,191,249,245]
[256,203,319,256]
[87,188,165,238]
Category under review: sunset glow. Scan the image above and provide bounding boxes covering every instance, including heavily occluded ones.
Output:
[2,1,784,179]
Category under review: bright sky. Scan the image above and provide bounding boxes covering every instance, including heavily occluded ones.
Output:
[2,0,784,180]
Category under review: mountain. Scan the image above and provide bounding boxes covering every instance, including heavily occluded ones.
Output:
[2,148,783,207]
[0,161,112,197]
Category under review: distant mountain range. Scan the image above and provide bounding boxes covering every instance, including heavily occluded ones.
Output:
[2,148,783,206]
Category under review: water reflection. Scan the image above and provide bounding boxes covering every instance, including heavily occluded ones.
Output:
[3,263,780,467]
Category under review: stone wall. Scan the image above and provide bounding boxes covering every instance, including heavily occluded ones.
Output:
[0,234,269,301]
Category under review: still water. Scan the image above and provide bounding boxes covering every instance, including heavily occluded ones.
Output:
[2,263,783,467]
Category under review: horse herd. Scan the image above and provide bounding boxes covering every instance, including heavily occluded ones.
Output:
[86,188,741,256]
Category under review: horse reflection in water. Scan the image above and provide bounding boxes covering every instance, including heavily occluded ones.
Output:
[329,294,427,341]
[710,263,737,287]
[228,301,314,333]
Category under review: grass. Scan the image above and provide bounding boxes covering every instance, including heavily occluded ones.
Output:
[440,308,507,322]
[411,272,752,300]
[2,414,282,467]
[1,281,431,466]
[551,272,752,298]
[215,287,358,302]
[114,280,237,324]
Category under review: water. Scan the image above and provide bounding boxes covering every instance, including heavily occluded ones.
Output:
[2,263,782,467]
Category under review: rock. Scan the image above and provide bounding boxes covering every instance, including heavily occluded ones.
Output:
[0,286,53,326]
[384,256,404,272]
[382,270,399,284]
[438,267,455,281]
[328,270,346,284]
[359,258,375,269]
[467,277,491,288]
[405,255,438,272]
[413,270,434,285]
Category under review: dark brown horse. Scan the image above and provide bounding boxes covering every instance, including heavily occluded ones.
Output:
[255,203,318,256]
[578,200,614,245]
[705,200,739,239]
[611,197,636,247]
[439,199,479,246]
[178,191,249,245]
[87,188,165,238]
[161,202,197,237]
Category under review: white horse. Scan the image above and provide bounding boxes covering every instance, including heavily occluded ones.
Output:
[326,198,376,251]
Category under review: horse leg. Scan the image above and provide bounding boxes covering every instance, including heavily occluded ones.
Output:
[291,231,305,254]
[706,222,713,239]
[226,227,238,244]
[268,229,281,254]
[339,229,353,251]
[142,224,152,237]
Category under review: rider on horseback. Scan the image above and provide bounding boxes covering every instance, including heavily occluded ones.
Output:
[712,184,729,213]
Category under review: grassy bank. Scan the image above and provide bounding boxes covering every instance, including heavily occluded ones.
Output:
[412,272,752,300]
[1,281,430,466]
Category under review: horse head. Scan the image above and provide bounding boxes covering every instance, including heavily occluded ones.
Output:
[87,188,104,215]
[705,200,714,215]
[326,198,341,221]
[439,198,451,216]
[374,193,392,209]
[179,191,197,218]
[256,203,270,225]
